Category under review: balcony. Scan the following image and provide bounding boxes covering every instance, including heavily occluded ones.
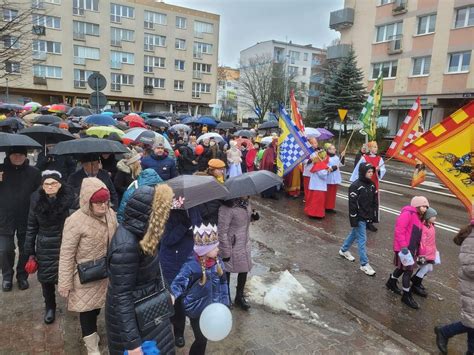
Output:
[392,0,408,15]
[111,83,121,91]
[192,91,201,99]
[194,31,204,39]
[73,31,85,41]
[329,8,354,31]
[111,39,122,47]
[144,85,153,95]
[74,80,86,88]
[73,7,84,16]
[144,44,155,52]
[193,70,202,80]
[387,35,403,54]
[310,75,324,84]
[144,21,154,30]
[31,0,44,9]
[33,76,47,85]
[110,60,122,69]
[308,89,321,97]
[32,51,47,61]
[110,15,121,23]
[326,43,351,59]
[73,57,86,65]
[193,51,203,59]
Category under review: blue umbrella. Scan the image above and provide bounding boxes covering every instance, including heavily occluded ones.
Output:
[181,116,198,124]
[83,114,117,126]
[101,111,114,116]
[196,116,217,126]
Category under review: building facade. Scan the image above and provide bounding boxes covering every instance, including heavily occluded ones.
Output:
[0,0,219,114]
[238,40,326,121]
[328,0,474,134]
[214,66,239,121]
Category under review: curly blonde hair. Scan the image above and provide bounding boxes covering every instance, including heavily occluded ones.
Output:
[140,184,174,255]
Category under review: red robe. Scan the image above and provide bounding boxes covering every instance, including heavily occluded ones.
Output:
[304,159,328,218]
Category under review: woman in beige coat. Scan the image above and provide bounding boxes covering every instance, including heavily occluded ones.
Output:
[58,177,117,355]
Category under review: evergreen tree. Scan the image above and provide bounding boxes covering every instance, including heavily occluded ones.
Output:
[319,48,366,132]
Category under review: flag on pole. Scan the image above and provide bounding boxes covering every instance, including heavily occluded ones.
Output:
[386,97,424,166]
[290,89,305,133]
[359,75,383,141]
[277,105,315,177]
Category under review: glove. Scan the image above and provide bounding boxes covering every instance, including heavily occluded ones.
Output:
[331,165,338,171]
[401,247,409,255]
[222,257,230,262]
[417,256,427,265]
[251,210,260,221]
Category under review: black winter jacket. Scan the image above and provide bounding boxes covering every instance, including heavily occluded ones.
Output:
[105,186,175,355]
[348,163,379,227]
[176,144,197,174]
[35,152,77,180]
[24,186,74,283]
[0,159,41,234]
[196,145,212,171]
[67,168,119,210]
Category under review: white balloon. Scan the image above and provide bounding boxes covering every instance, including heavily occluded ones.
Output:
[199,303,233,341]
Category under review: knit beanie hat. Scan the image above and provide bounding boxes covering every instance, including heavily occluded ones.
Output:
[153,136,165,149]
[423,207,437,221]
[410,196,429,208]
[90,187,110,203]
[41,170,62,184]
[193,223,219,257]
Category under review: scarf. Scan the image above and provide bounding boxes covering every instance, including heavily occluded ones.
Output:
[194,253,217,268]
[234,198,249,210]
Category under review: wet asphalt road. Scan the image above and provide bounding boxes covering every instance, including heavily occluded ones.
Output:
[250,158,470,354]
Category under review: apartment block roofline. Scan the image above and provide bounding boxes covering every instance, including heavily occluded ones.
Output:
[241,40,326,54]
[131,0,220,20]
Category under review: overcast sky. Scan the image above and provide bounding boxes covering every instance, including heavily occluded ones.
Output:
[166,0,343,67]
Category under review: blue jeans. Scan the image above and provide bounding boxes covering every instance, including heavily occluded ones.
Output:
[341,221,368,266]
[440,321,474,353]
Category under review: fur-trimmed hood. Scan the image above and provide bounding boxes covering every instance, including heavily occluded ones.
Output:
[116,159,132,174]
[32,184,75,222]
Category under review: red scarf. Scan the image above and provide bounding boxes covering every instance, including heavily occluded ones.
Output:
[194,253,217,268]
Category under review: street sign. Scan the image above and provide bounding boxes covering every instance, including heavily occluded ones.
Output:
[338,109,348,122]
[87,73,107,91]
[89,92,107,108]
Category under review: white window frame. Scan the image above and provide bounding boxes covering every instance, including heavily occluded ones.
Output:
[303,53,308,61]
[417,14,436,35]
[73,21,99,37]
[110,3,135,22]
[379,0,393,5]
[192,82,211,93]
[111,51,134,64]
[111,27,134,42]
[176,16,187,29]
[194,20,213,34]
[145,77,165,89]
[302,67,307,76]
[454,6,474,28]
[447,51,471,73]
[371,60,398,79]
[3,9,18,21]
[3,36,20,49]
[175,38,186,50]
[175,59,185,71]
[144,34,166,50]
[375,21,402,43]
[194,42,213,54]
[73,0,98,12]
[193,62,211,73]
[144,10,167,28]
[174,80,184,91]
[74,45,100,60]
[111,73,134,85]
[74,69,96,87]
[33,64,62,79]
[144,56,165,72]
[32,14,61,29]
[5,61,21,74]
[32,40,61,54]
[411,56,431,76]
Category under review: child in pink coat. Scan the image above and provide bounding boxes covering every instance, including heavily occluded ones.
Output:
[411,207,438,297]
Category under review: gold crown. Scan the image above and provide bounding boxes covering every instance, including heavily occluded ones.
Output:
[193,223,219,246]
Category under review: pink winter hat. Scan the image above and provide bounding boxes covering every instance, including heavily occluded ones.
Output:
[411,196,429,208]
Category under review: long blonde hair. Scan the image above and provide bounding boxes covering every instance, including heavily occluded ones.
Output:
[140,184,173,255]
[130,160,142,179]
[198,256,223,285]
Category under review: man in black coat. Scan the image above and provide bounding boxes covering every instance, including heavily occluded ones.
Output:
[67,154,119,210]
[0,147,41,291]
[175,137,197,175]
[36,146,77,181]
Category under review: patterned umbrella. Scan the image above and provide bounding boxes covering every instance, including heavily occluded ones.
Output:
[49,104,70,113]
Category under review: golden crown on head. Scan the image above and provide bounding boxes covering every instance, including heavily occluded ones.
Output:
[193,223,219,246]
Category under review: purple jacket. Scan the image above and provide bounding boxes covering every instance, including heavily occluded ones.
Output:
[393,206,423,254]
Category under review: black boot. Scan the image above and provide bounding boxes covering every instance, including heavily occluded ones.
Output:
[434,326,448,354]
[401,290,419,309]
[385,275,402,295]
[44,308,56,324]
[411,276,427,297]
[235,289,250,311]
[367,223,378,232]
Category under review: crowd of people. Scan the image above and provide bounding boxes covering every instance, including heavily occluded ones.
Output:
[0,108,473,354]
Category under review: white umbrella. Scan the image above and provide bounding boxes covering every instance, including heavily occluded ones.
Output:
[260,136,273,145]
[169,124,191,133]
[305,127,321,138]
[197,132,224,143]
[123,128,173,152]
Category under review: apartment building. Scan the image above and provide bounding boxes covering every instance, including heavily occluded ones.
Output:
[238,40,326,121]
[0,0,219,114]
[328,0,474,134]
[213,66,239,120]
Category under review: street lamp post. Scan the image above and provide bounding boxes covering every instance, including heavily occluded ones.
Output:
[5,76,9,102]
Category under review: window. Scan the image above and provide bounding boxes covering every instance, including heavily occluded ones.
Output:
[73,0,98,12]
[303,53,308,61]
[32,14,61,29]
[111,27,134,43]
[33,64,62,78]
[175,38,186,50]
[176,16,187,29]
[174,80,184,91]
[193,62,211,73]
[447,51,471,73]
[192,82,211,93]
[3,9,18,21]
[110,3,134,22]
[74,45,100,60]
[144,56,165,72]
[145,77,165,89]
[372,60,398,79]
[74,69,95,88]
[380,0,393,4]
[288,66,298,75]
[144,34,166,50]
[175,59,185,71]
[302,67,307,75]
[44,0,61,4]
[289,51,300,60]
[73,21,99,37]
[194,21,213,33]
[194,42,213,54]
[454,7,474,28]
[111,73,134,85]
[144,10,166,28]
[3,36,20,49]
[32,40,61,54]
[412,56,431,76]
[5,61,20,74]
[375,22,402,42]
[110,51,134,68]
[301,82,306,90]
[417,14,436,35]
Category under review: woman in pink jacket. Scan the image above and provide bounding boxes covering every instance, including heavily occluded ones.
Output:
[385,196,429,310]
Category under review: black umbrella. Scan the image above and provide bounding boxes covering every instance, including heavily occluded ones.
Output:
[19,126,75,145]
[68,107,93,117]
[0,103,23,113]
[34,115,62,125]
[49,137,129,155]
[224,171,282,200]
[259,121,279,129]
[0,117,24,131]
[50,120,83,133]
[147,118,170,128]
[166,175,229,209]
[113,113,126,120]
[235,129,255,138]
[0,132,42,151]
[216,121,235,130]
